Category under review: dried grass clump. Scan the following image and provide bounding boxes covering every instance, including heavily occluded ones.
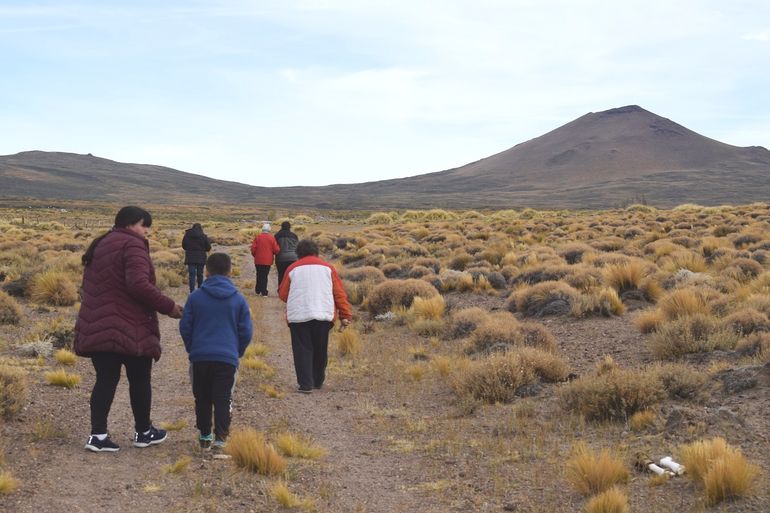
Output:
[466,313,523,354]
[628,410,657,432]
[225,427,286,476]
[53,348,76,365]
[439,270,474,292]
[565,442,628,496]
[573,287,625,317]
[365,279,438,315]
[511,281,580,317]
[559,366,666,421]
[648,362,708,400]
[658,288,710,320]
[0,471,20,494]
[410,295,445,320]
[30,270,78,306]
[446,307,489,339]
[270,481,315,510]
[649,315,738,359]
[735,332,770,360]
[0,290,22,325]
[584,487,629,513]
[722,308,770,335]
[44,369,81,388]
[0,364,28,419]
[454,348,567,403]
[662,250,707,273]
[603,261,647,295]
[334,328,361,357]
[510,264,573,286]
[722,258,763,283]
[518,321,558,353]
[340,266,386,284]
[275,432,326,459]
[557,243,594,264]
[635,309,664,333]
[162,456,192,474]
[680,437,760,505]
[366,212,393,225]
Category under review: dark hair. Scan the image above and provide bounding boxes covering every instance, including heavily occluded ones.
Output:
[281,221,291,230]
[206,252,231,276]
[296,239,319,258]
[82,206,152,266]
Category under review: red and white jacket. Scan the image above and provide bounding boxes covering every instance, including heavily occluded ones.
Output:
[278,256,352,324]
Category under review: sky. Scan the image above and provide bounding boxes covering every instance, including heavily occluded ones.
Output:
[1,0,768,187]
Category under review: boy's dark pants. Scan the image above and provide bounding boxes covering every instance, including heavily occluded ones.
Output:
[289,320,332,390]
[255,264,271,295]
[190,361,237,441]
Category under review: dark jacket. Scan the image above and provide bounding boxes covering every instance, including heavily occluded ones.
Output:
[182,226,211,265]
[274,229,299,262]
[74,228,175,361]
[179,275,253,368]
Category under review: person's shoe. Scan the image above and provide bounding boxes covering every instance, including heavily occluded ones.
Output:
[85,434,120,452]
[211,439,231,459]
[199,433,214,450]
[296,387,312,394]
[133,426,167,448]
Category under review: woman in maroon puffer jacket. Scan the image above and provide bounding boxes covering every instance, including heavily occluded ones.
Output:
[74,206,183,452]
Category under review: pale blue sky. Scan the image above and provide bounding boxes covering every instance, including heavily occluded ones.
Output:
[1,1,768,187]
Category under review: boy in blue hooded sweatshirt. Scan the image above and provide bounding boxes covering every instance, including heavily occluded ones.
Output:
[180,253,252,450]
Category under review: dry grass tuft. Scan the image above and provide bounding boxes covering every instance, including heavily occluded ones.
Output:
[160,419,188,431]
[334,328,361,357]
[511,281,580,317]
[466,313,522,354]
[244,342,269,358]
[53,348,76,366]
[430,355,453,377]
[680,437,760,505]
[44,369,81,388]
[0,364,28,419]
[162,456,192,474]
[565,442,628,496]
[0,471,20,494]
[649,315,738,359]
[658,288,710,320]
[584,487,629,513]
[0,290,22,325]
[365,279,438,315]
[259,384,283,398]
[241,357,276,378]
[225,427,286,476]
[603,261,646,294]
[446,307,488,338]
[628,410,657,432]
[275,432,326,459]
[270,481,315,510]
[410,295,445,320]
[30,270,78,306]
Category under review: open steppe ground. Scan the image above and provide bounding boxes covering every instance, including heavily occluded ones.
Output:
[1,203,770,512]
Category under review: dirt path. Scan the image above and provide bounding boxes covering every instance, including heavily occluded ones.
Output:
[1,249,429,513]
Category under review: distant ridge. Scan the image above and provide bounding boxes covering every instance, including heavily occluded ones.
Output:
[2,105,769,209]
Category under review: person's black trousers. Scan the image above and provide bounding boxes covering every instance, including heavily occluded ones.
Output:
[190,361,237,441]
[276,260,296,288]
[289,320,332,390]
[255,264,271,296]
[187,263,204,292]
[90,352,153,434]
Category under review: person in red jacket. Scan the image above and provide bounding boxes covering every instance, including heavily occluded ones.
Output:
[250,223,279,296]
[74,206,184,452]
[279,238,352,393]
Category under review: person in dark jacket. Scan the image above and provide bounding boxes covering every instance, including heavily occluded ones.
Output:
[274,221,299,287]
[74,206,184,453]
[182,223,212,293]
[179,253,253,450]
[250,223,279,296]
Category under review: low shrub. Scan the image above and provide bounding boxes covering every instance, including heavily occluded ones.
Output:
[565,442,628,496]
[410,295,445,320]
[0,364,28,419]
[658,288,710,321]
[722,308,769,335]
[518,322,558,353]
[585,487,629,513]
[648,362,708,400]
[30,270,78,306]
[649,315,739,359]
[0,290,22,325]
[365,279,438,315]
[225,427,286,475]
[334,328,361,356]
[466,313,522,354]
[573,287,625,317]
[340,266,386,284]
[511,281,580,317]
[680,437,760,505]
[603,261,647,295]
[722,258,763,283]
[446,307,489,339]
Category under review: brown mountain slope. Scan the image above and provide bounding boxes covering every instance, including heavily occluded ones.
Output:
[2,105,769,209]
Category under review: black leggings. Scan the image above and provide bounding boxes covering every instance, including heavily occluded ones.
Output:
[90,353,153,434]
[255,264,271,295]
[191,361,237,441]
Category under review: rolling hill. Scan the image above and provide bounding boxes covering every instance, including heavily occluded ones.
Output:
[2,105,769,209]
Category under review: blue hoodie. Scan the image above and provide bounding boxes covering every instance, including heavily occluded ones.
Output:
[179,275,253,367]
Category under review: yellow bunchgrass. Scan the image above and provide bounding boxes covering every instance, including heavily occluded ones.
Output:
[259,384,283,398]
[160,419,188,431]
[634,309,663,333]
[658,288,709,320]
[628,410,656,432]
[410,295,445,320]
[335,328,361,356]
[225,427,286,476]
[0,471,20,494]
[431,355,453,377]
[275,433,326,459]
[44,369,81,388]
[270,481,315,510]
[603,261,646,294]
[680,437,760,505]
[53,348,76,365]
[565,442,628,496]
[162,456,192,474]
[241,357,276,378]
[0,290,22,325]
[405,363,425,381]
[0,364,28,419]
[584,487,629,513]
[30,269,78,306]
[244,342,268,358]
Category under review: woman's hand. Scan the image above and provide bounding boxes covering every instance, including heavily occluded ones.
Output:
[168,304,184,319]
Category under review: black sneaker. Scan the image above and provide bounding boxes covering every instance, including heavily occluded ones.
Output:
[133,426,167,448]
[85,434,120,452]
[296,387,312,394]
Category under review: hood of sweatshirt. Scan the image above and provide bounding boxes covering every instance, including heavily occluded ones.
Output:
[200,275,238,299]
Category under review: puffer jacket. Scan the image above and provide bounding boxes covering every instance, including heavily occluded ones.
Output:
[74,228,175,360]
[274,229,299,262]
[182,227,211,265]
[278,255,352,324]
[250,233,280,265]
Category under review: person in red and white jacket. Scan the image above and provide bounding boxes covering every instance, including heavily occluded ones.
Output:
[278,238,352,393]
[250,223,279,296]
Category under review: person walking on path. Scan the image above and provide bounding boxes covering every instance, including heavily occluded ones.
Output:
[74,206,184,452]
[274,220,299,287]
[278,238,353,393]
[250,223,279,296]
[182,222,212,293]
[179,253,253,451]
